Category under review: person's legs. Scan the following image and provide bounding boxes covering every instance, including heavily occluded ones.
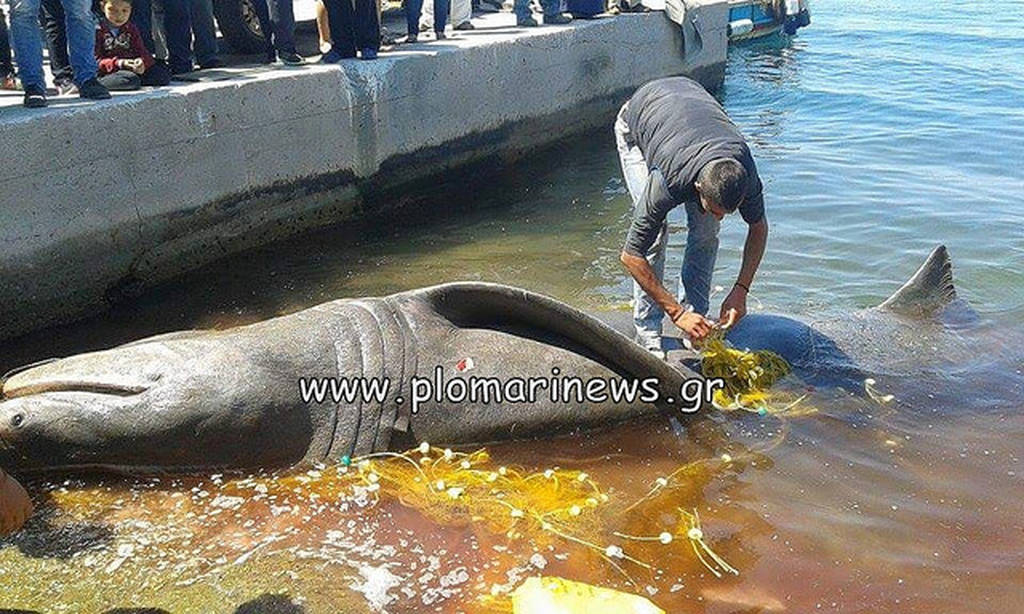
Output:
[268,0,297,54]
[615,105,667,347]
[315,0,331,51]
[39,0,74,86]
[162,0,193,72]
[249,0,276,59]
[188,0,219,65]
[417,0,432,31]
[322,0,356,57]
[432,0,449,32]
[541,0,563,17]
[0,7,12,80]
[59,0,98,85]
[8,0,46,90]
[681,200,720,316]
[513,0,532,22]
[451,0,471,27]
[131,0,155,52]
[406,0,423,35]
[354,0,379,50]
[98,69,141,89]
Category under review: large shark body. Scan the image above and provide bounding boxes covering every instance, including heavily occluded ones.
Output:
[0,246,978,474]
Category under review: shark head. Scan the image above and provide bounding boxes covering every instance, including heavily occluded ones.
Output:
[0,336,313,474]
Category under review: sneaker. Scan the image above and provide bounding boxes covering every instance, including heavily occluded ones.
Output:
[23,87,47,108]
[78,78,111,100]
[279,51,306,66]
[360,47,378,60]
[419,22,430,32]
[405,32,419,43]
[454,20,475,30]
[198,57,225,69]
[320,48,354,63]
[543,12,573,24]
[434,30,447,40]
[56,80,78,96]
[517,16,539,26]
[263,51,277,64]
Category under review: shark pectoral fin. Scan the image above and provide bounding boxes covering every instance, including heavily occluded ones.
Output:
[877,245,958,317]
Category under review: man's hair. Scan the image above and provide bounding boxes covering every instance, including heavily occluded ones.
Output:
[106,0,132,6]
[697,159,748,211]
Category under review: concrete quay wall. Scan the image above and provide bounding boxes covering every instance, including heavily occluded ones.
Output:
[0,8,729,340]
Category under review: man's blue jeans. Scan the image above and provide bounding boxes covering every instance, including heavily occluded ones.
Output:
[615,104,720,346]
[406,0,449,34]
[190,0,219,65]
[514,0,563,21]
[9,0,97,89]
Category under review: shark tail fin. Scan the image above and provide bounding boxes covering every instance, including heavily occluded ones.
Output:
[877,245,957,317]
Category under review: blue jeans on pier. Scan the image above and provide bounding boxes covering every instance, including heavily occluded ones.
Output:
[514,0,563,21]
[614,104,720,348]
[190,0,219,65]
[406,0,449,34]
[9,0,97,89]
[161,0,194,73]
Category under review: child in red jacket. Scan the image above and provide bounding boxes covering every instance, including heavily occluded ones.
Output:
[95,0,171,89]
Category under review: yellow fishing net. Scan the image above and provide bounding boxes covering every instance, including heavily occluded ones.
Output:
[698,329,814,416]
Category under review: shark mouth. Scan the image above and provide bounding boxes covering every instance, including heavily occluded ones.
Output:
[1,358,150,401]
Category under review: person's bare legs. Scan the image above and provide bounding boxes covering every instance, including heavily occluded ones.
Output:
[316,0,331,52]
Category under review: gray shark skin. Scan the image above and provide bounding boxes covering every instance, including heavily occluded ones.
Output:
[722,245,974,389]
[0,284,696,474]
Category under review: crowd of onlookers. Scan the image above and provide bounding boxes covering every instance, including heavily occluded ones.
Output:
[0,0,619,109]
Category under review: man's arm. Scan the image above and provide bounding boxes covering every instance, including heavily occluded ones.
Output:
[720,216,768,326]
[0,467,33,536]
[620,170,714,340]
[620,252,714,339]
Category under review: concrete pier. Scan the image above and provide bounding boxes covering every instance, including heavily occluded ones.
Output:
[0,7,729,340]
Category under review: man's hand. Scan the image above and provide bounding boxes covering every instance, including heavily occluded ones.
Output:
[719,284,748,328]
[0,470,33,536]
[672,311,714,341]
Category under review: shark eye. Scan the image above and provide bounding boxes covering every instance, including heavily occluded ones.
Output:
[10,413,24,428]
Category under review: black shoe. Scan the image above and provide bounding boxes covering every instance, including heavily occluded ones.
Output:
[405,32,419,43]
[454,20,475,30]
[360,47,378,60]
[321,48,355,63]
[543,12,573,24]
[263,51,277,64]
[279,51,306,66]
[79,78,111,100]
[198,57,225,69]
[435,30,447,40]
[23,87,47,108]
[517,16,539,26]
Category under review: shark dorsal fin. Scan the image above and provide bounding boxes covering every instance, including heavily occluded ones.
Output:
[877,245,957,316]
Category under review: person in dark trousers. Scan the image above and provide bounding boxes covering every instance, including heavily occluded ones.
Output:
[320,0,380,61]
[95,0,171,89]
[38,0,77,94]
[404,0,450,42]
[616,76,769,354]
[162,0,195,74]
[0,5,16,88]
[250,0,306,65]
[189,0,223,68]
